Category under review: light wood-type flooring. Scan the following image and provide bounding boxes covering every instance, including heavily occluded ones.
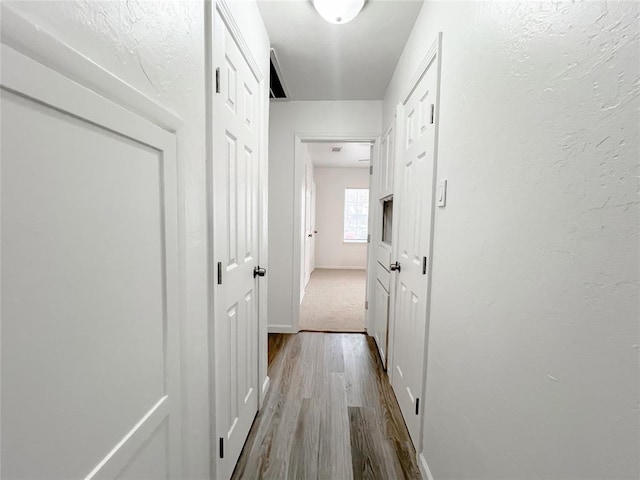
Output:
[231,332,421,479]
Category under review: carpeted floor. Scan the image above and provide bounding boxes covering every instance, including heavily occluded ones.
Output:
[299,268,366,332]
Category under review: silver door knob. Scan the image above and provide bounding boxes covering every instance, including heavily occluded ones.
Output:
[390,261,401,272]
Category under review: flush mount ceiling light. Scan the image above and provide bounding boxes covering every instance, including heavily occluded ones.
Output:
[312,0,365,24]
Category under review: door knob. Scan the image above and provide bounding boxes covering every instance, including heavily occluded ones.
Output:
[253,266,267,278]
[308,234,313,237]
[390,261,401,272]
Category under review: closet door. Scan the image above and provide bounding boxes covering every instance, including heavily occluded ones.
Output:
[389,45,439,446]
[1,41,181,478]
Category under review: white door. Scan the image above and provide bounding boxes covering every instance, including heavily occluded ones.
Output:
[310,181,317,274]
[212,9,262,479]
[373,121,397,367]
[390,54,439,446]
[1,41,181,478]
[303,164,313,288]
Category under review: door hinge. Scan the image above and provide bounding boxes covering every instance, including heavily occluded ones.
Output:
[215,67,221,94]
[416,398,420,415]
[217,262,223,285]
[430,104,435,124]
[219,437,224,458]
[365,300,369,310]
[369,165,373,175]
[367,233,371,244]
[422,256,427,275]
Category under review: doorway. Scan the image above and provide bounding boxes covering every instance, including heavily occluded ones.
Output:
[294,138,376,333]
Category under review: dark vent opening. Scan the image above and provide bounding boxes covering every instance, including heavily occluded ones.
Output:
[270,59,287,99]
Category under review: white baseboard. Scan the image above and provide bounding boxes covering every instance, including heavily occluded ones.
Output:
[268,324,297,334]
[315,265,366,270]
[418,452,434,480]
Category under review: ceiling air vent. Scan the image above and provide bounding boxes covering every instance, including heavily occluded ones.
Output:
[269,48,289,100]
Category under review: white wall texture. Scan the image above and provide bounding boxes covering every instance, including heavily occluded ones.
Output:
[384,1,640,478]
[268,100,382,332]
[314,167,370,269]
[4,2,270,478]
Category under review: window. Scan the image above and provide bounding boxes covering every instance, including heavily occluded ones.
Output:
[344,188,369,242]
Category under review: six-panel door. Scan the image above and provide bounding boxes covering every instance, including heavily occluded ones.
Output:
[390,56,438,446]
[212,9,262,480]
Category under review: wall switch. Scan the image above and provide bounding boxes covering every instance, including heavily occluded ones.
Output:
[437,179,447,207]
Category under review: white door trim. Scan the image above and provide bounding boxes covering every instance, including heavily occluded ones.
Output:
[289,134,380,334]
[1,22,183,480]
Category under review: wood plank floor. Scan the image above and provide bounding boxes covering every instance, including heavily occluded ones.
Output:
[231,332,421,479]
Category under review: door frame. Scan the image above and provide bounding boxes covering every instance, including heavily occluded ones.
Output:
[205,1,269,478]
[386,32,443,468]
[291,134,380,333]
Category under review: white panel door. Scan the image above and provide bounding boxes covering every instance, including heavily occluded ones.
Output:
[0,44,181,478]
[390,55,438,446]
[212,9,262,480]
[310,181,317,274]
[303,164,313,288]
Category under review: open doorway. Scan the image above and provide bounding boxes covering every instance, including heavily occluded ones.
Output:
[298,141,373,332]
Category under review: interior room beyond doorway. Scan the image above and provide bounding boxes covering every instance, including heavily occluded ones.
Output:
[299,141,373,332]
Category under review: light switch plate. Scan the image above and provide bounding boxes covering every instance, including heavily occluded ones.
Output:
[437,179,447,207]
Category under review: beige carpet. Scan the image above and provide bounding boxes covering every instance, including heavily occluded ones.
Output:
[299,268,366,332]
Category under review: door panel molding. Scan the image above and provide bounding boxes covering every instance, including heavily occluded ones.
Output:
[400,32,442,107]
[215,0,264,83]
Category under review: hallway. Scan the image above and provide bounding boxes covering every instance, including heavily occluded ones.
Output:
[1,0,638,478]
[232,333,421,479]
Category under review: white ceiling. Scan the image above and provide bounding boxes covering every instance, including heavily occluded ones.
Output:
[306,142,372,168]
[257,0,424,100]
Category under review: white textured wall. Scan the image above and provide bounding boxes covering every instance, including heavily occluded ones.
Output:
[4,2,270,478]
[314,167,369,269]
[384,1,640,478]
[268,101,382,332]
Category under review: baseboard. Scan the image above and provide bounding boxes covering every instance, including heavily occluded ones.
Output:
[315,265,366,270]
[418,452,434,480]
[268,324,297,334]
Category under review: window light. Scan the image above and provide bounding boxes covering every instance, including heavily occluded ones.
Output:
[344,188,369,243]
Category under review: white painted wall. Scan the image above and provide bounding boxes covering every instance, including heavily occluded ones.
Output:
[384,1,640,478]
[3,2,270,478]
[268,101,382,332]
[314,167,369,269]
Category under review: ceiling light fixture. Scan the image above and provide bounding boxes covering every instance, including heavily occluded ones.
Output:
[312,0,365,25]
